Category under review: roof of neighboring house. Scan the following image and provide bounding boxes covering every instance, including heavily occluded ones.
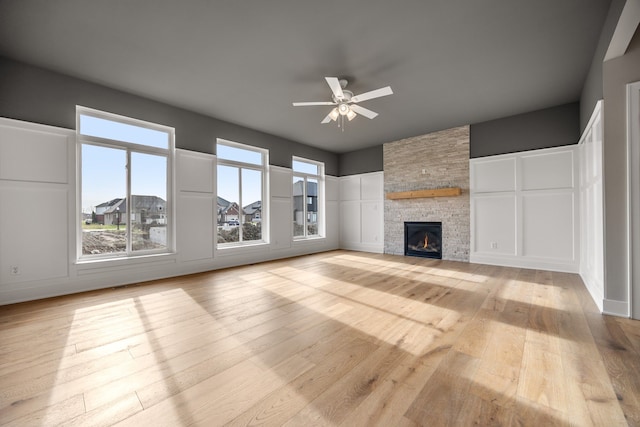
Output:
[102,198,126,214]
[131,195,166,211]
[220,202,239,215]
[243,200,261,215]
[217,196,230,209]
[100,195,166,214]
[96,198,123,209]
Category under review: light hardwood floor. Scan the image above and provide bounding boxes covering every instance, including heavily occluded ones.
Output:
[1,250,639,426]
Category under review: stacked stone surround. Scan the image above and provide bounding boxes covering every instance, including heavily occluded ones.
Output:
[383,125,470,261]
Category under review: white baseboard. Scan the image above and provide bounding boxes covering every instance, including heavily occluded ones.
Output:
[0,241,340,306]
[470,253,579,273]
[579,271,604,312]
[603,299,630,318]
[339,241,384,254]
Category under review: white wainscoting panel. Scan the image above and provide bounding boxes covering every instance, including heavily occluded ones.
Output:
[0,184,69,283]
[522,192,575,260]
[270,197,292,249]
[0,118,342,305]
[471,145,579,272]
[176,150,215,262]
[361,201,383,245]
[521,150,574,190]
[326,174,339,202]
[0,119,70,184]
[340,175,361,201]
[339,172,384,253]
[270,166,292,249]
[325,199,340,247]
[471,157,516,193]
[270,165,292,199]
[176,149,214,193]
[340,201,361,245]
[472,195,516,255]
[177,193,214,262]
[361,173,384,200]
[579,101,605,312]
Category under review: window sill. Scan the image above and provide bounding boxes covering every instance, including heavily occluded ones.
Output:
[75,252,177,275]
[293,236,325,244]
[216,241,270,256]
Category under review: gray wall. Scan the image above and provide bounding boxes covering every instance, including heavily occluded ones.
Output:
[338,145,383,176]
[580,0,626,133]
[337,102,580,174]
[0,57,339,175]
[469,102,580,158]
[603,26,640,307]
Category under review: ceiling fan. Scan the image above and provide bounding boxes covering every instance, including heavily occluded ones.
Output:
[292,77,393,127]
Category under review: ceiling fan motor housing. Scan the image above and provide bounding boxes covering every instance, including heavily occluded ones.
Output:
[333,90,353,103]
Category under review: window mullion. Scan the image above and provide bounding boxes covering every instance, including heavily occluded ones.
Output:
[303,177,308,237]
[238,167,243,242]
[126,149,132,254]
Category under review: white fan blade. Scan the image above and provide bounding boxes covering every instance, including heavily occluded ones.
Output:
[351,86,393,103]
[321,113,333,124]
[292,101,336,106]
[350,104,379,119]
[325,77,344,100]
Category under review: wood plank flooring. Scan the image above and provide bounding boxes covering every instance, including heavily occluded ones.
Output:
[1,250,639,426]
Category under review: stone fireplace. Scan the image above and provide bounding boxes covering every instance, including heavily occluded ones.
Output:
[383,126,470,261]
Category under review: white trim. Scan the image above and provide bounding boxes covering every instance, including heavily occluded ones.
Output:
[76,106,176,261]
[627,81,640,318]
[215,138,269,246]
[0,117,341,306]
[577,100,606,314]
[470,146,580,273]
[341,242,384,254]
[603,299,631,317]
[469,254,579,274]
[291,156,325,240]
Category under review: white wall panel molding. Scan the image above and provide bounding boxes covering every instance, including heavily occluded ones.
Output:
[578,100,605,312]
[270,165,292,199]
[0,117,72,184]
[0,118,341,305]
[520,150,574,190]
[471,194,517,255]
[470,145,579,273]
[176,149,215,263]
[471,157,516,193]
[176,149,215,193]
[339,172,384,253]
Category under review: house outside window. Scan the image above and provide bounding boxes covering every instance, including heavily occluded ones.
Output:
[77,106,174,258]
[293,157,324,239]
[216,139,268,246]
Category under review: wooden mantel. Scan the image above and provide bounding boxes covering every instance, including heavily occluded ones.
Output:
[386,187,461,200]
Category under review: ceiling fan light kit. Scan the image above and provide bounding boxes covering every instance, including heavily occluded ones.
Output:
[293,77,393,130]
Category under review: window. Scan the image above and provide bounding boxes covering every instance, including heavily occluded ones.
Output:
[216,139,268,246]
[77,107,173,259]
[293,157,324,238]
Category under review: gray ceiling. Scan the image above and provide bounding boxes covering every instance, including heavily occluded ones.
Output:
[0,0,610,153]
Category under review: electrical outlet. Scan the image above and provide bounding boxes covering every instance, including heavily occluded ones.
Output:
[10,265,20,275]
[490,242,498,249]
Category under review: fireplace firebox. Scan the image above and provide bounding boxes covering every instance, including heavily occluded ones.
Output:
[404,221,442,259]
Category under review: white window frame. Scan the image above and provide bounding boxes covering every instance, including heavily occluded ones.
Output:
[76,106,175,260]
[292,156,325,240]
[216,138,269,248]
